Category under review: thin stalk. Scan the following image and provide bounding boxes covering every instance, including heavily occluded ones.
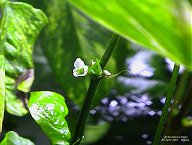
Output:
[161,76,192,145]
[70,78,101,145]
[177,79,192,119]
[100,34,119,69]
[162,70,191,137]
[70,34,120,145]
[170,70,190,114]
[152,64,180,145]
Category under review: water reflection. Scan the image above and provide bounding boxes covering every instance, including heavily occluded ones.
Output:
[146,140,152,145]
[118,77,165,94]
[127,51,155,77]
[142,134,148,139]
[141,134,152,145]
[165,58,184,73]
[91,90,163,122]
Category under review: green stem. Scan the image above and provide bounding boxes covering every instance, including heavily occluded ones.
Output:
[70,34,119,145]
[161,75,192,145]
[170,71,190,114]
[152,64,180,145]
[177,79,192,119]
[70,78,101,145]
[100,34,119,69]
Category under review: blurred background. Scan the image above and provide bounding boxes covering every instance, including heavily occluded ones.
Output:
[1,0,192,145]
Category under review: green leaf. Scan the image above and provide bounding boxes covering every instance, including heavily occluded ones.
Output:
[0,61,5,132]
[0,1,47,116]
[30,0,116,106]
[0,0,6,6]
[83,123,110,144]
[69,0,192,71]
[39,0,87,107]
[0,131,34,145]
[0,1,5,132]
[28,91,71,145]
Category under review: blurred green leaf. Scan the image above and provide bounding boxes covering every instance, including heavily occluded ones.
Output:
[28,91,71,145]
[0,131,34,145]
[0,1,47,116]
[83,123,110,145]
[113,38,132,71]
[69,0,192,71]
[0,0,6,5]
[32,0,87,107]
[0,4,5,133]
[0,63,5,132]
[30,0,118,107]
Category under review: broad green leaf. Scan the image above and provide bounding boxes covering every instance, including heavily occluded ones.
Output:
[0,61,5,132]
[28,91,71,145]
[28,0,117,106]
[0,1,47,116]
[0,0,5,133]
[69,0,192,71]
[0,0,6,6]
[36,0,87,107]
[0,0,5,132]
[0,131,34,145]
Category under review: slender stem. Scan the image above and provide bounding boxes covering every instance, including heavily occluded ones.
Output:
[170,71,190,114]
[162,71,191,138]
[177,79,192,119]
[100,34,119,69]
[70,34,120,145]
[152,64,180,145]
[70,78,101,145]
[161,75,192,145]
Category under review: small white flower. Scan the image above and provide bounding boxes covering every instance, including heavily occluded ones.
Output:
[103,70,111,76]
[73,58,88,77]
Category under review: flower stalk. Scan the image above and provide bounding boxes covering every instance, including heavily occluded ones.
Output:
[70,34,119,145]
[152,64,180,145]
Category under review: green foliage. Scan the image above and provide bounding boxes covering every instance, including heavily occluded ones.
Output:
[28,91,71,145]
[31,0,118,106]
[0,1,47,116]
[1,0,190,144]
[0,0,6,5]
[83,123,110,144]
[0,68,5,132]
[0,131,34,145]
[152,64,180,145]
[37,0,87,107]
[69,0,192,71]
[0,0,5,133]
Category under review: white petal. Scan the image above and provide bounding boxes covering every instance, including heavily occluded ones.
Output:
[103,70,111,76]
[83,65,88,74]
[73,66,88,77]
[74,58,85,68]
[77,73,86,77]
[73,69,79,77]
